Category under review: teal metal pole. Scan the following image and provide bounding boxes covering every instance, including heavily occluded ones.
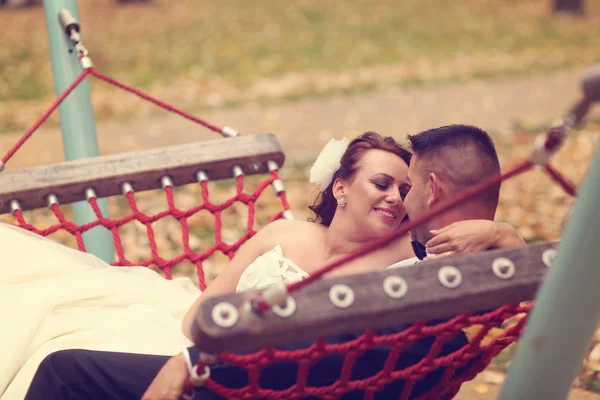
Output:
[498,144,600,399]
[43,0,115,263]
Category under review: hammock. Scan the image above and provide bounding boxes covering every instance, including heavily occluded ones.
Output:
[1,9,597,400]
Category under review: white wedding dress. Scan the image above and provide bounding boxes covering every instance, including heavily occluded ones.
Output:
[0,223,310,399]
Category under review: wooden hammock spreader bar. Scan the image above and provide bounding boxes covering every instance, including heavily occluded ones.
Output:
[192,241,557,354]
[0,133,284,214]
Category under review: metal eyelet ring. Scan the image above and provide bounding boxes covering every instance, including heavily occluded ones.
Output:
[211,302,239,328]
[329,284,355,308]
[438,266,462,289]
[189,363,211,387]
[383,276,408,299]
[272,296,296,318]
[542,248,557,268]
[492,257,516,279]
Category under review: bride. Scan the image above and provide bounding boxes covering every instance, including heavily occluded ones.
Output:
[1,130,522,399]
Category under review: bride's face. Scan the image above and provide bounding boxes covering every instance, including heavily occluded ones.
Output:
[340,149,410,238]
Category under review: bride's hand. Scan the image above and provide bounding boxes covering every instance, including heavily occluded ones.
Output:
[141,353,190,400]
[424,220,524,259]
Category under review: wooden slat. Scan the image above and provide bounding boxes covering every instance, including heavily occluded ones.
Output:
[0,133,284,214]
[192,241,557,354]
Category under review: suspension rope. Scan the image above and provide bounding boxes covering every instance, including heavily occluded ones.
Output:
[544,164,578,196]
[89,69,229,136]
[0,68,91,168]
[0,65,238,172]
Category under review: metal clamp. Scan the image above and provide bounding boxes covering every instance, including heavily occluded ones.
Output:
[222,126,239,138]
[58,9,93,67]
[529,122,568,166]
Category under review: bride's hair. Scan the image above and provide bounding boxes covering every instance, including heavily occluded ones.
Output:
[308,131,412,226]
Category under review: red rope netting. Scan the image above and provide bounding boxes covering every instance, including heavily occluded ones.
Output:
[0,60,581,398]
[0,63,291,291]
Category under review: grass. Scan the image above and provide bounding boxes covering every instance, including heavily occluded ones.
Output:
[1,0,600,132]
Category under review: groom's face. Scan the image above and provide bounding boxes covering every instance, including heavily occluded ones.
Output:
[403,154,430,242]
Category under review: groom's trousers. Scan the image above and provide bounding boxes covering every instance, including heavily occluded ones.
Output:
[24,323,472,400]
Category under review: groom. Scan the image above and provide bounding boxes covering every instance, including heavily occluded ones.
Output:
[25,124,507,400]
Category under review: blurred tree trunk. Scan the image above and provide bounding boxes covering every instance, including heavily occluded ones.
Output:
[553,0,584,14]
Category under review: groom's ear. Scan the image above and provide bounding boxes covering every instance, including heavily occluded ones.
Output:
[426,172,443,207]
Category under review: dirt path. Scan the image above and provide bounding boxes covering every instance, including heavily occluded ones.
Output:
[1,67,597,171]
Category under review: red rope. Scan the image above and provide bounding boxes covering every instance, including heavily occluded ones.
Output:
[200,304,531,399]
[89,69,227,136]
[1,67,235,171]
[544,164,578,196]
[1,68,91,166]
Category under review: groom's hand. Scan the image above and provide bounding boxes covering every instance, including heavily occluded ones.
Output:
[141,353,189,400]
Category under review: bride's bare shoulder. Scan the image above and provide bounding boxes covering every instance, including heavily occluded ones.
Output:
[260,219,325,238]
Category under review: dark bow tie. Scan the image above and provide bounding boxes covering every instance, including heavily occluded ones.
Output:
[411,240,428,260]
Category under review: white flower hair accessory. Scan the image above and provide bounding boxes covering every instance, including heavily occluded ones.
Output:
[309,137,350,192]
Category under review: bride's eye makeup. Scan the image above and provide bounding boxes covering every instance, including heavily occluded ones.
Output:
[373,181,389,190]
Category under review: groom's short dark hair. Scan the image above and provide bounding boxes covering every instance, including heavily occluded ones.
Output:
[407,124,501,208]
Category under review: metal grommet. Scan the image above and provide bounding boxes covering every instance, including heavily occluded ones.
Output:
[542,248,558,268]
[161,176,174,188]
[383,276,408,299]
[329,284,355,308]
[196,170,208,183]
[232,165,244,178]
[272,296,296,318]
[9,199,22,214]
[189,363,211,387]
[438,266,462,289]
[84,187,97,201]
[46,193,59,207]
[492,257,516,279]
[121,182,134,195]
[211,302,239,328]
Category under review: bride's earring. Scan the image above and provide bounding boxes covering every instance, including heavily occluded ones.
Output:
[337,196,347,207]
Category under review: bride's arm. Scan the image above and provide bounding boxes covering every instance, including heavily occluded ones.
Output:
[423,220,525,257]
[181,219,290,340]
